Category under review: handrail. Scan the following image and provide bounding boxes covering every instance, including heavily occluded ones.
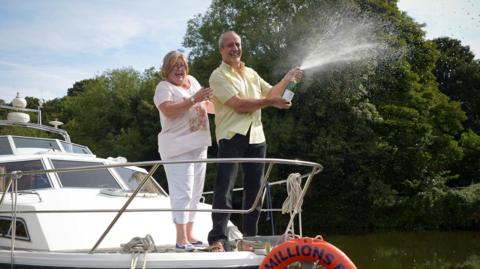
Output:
[0,159,321,214]
[0,158,323,253]
[0,120,71,142]
[202,172,312,195]
[0,158,321,177]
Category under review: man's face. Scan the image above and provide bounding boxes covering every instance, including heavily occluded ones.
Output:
[220,32,242,66]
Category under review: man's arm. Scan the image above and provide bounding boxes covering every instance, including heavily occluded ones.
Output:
[225,95,290,113]
[222,67,301,113]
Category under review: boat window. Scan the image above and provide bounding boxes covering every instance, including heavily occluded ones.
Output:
[0,137,13,155]
[52,160,120,189]
[0,217,30,241]
[114,167,165,195]
[0,160,51,191]
[13,137,61,151]
[59,141,92,155]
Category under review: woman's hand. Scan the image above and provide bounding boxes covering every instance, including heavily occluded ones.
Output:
[192,87,213,103]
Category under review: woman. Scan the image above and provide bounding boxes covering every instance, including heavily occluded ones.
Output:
[153,51,213,250]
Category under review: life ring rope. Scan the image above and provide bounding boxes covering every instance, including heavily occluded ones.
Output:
[259,236,357,269]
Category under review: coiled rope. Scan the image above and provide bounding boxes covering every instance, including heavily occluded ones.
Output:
[281,173,303,215]
[121,234,157,269]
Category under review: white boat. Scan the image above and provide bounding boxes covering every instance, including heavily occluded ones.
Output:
[0,94,323,269]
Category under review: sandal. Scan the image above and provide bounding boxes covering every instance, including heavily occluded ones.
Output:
[236,240,254,252]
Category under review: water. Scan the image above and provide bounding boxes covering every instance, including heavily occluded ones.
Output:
[324,231,480,268]
[295,7,398,73]
[300,43,382,70]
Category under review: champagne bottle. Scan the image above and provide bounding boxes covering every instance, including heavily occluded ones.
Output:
[282,80,297,102]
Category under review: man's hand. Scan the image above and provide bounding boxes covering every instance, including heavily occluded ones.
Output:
[268,66,303,98]
[270,96,292,109]
[285,66,303,83]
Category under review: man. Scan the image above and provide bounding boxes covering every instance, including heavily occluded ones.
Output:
[207,31,302,252]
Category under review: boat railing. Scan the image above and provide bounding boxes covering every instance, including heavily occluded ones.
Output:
[0,100,72,142]
[0,120,72,143]
[201,172,313,236]
[0,158,322,254]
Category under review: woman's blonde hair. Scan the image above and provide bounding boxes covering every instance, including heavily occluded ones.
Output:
[161,51,189,79]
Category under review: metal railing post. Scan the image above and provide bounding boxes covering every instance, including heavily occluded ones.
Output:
[0,175,14,206]
[89,163,161,253]
[10,172,20,269]
[283,166,321,239]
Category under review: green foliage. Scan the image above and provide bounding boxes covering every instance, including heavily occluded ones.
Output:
[376,183,480,230]
[449,130,480,187]
[432,37,480,133]
[431,37,480,189]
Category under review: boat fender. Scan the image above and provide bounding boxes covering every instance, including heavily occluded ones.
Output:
[259,236,357,269]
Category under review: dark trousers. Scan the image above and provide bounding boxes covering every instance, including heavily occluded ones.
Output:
[207,133,266,244]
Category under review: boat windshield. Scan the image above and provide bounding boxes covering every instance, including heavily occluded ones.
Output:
[114,167,165,195]
[0,136,92,155]
[13,137,61,151]
[0,160,51,191]
[59,141,92,154]
[0,137,13,155]
[51,160,121,189]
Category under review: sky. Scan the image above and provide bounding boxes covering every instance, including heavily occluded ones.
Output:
[398,0,480,55]
[0,0,479,103]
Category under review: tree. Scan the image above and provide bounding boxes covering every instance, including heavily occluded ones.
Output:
[432,37,480,133]
[55,68,161,162]
[67,79,96,97]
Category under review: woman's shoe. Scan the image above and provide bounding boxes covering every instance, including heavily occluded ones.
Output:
[176,243,195,251]
[190,240,203,246]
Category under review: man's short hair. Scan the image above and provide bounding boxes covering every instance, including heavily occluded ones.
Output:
[218,31,239,49]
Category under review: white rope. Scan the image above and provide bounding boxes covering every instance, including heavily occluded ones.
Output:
[281,173,303,215]
[121,234,157,269]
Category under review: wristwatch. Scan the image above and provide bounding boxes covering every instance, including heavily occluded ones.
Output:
[189,96,195,104]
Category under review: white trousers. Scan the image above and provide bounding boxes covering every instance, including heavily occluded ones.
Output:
[163,147,207,224]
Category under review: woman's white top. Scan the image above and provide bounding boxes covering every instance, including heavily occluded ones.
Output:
[153,75,211,159]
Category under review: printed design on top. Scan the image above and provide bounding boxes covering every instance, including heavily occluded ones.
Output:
[188,104,208,132]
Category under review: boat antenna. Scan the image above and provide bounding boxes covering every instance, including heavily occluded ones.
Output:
[49,118,64,129]
[38,99,44,125]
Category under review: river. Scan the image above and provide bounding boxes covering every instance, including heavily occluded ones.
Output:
[324,231,480,268]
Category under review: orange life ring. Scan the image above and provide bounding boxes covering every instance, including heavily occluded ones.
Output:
[259,236,357,269]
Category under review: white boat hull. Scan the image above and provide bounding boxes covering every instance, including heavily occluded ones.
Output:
[0,250,263,269]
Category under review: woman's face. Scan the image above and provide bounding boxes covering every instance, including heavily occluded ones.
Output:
[167,58,187,86]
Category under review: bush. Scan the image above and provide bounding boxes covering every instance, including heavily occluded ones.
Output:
[383,184,480,230]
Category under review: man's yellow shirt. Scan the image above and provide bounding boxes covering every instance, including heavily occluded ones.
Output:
[209,61,272,144]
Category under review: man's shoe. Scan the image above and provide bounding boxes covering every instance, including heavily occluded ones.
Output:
[207,241,225,252]
[236,240,255,252]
